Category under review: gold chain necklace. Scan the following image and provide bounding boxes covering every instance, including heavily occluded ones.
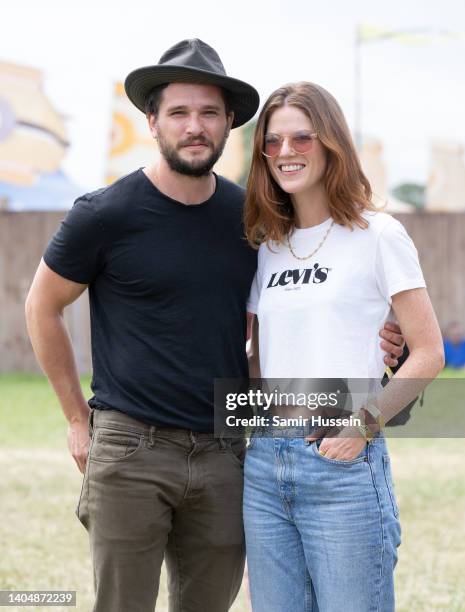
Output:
[286,220,335,261]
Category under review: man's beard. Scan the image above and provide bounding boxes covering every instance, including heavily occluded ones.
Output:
[157,129,228,177]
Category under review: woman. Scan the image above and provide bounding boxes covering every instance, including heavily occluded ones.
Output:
[243,82,444,612]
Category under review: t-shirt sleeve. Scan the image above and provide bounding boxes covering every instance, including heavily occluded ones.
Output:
[375,218,426,303]
[43,196,106,284]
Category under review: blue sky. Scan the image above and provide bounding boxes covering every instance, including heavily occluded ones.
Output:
[3,0,465,190]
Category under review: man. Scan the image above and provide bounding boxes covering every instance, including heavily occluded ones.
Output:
[25,39,404,612]
[443,321,465,369]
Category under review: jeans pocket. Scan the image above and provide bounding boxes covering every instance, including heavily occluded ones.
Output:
[76,473,89,528]
[227,439,247,468]
[312,438,368,465]
[90,428,143,463]
[383,454,400,518]
[76,434,94,528]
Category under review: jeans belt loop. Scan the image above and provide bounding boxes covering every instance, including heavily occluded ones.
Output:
[218,430,227,451]
[148,426,156,448]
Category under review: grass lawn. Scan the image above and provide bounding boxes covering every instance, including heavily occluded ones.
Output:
[1,372,464,611]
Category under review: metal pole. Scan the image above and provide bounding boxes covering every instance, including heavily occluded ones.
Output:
[354,24,362,151]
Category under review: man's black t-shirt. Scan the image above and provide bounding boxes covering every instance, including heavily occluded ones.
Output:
[44,168,257,431]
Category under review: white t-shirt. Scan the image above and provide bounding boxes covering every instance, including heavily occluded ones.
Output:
[247,211,425,380]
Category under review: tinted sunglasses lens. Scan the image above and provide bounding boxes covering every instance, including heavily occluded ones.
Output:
[263,136,282,156]
[292,133,314,153]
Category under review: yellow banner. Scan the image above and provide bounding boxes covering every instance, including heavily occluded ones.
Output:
[357,24,463,45]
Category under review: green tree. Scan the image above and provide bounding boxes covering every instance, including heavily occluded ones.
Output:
[391,183,425,210]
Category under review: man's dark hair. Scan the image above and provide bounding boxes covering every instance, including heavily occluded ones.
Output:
[144,83,232,118]
[145,84,170,118]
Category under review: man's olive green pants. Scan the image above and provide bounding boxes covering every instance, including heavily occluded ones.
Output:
[77,409,246,612]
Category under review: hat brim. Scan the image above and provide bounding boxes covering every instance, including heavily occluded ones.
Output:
[124,65,259,129]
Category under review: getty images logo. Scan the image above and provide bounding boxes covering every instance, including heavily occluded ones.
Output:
[266,263,331,288]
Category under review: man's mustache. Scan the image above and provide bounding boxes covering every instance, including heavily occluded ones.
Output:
[178,137,212,148]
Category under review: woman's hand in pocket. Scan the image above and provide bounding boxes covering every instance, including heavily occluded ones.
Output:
[309,426,367,461]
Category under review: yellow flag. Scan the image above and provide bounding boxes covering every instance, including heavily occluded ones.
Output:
[357,24,463,45]
[357,24,391,42]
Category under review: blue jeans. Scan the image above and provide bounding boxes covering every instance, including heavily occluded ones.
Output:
[243,433,401,612]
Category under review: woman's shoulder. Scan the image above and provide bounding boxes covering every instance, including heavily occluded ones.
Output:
[360,210,401,237]
[257,239,284,257]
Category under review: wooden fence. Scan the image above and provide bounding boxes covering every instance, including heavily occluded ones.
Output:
[0,211,464,373]
[0,212,91,373]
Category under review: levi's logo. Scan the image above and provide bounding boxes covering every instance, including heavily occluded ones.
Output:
[266,263,331,289]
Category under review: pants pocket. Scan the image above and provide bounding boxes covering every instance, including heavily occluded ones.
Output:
[90,428,143,463]
[382,454,399,518]
[227,438,247,468]
[76,435,94,529]
[312,437,368,465]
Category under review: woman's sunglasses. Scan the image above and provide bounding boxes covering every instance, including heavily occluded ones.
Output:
[262,131,318,158]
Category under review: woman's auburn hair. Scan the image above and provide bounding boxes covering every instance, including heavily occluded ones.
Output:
[244,82,376,247]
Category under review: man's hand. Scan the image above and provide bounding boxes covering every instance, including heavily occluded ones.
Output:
[68,412,91,474]
[380,321,405,368]
[309,426,367,462]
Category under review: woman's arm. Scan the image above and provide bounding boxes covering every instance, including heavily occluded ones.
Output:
[373,287,444,425]
[247,314,261,379]
[390,287,444,377]
[310,288,444,461]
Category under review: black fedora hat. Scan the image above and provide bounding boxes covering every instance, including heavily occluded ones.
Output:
[124,39,259,129]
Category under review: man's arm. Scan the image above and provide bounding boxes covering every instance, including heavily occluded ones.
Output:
[25,259,90,473]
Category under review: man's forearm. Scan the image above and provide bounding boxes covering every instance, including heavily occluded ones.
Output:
[26,304,89,424]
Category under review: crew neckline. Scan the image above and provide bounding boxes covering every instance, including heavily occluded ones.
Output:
[291,216,333,236]
[139,167,220,208]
